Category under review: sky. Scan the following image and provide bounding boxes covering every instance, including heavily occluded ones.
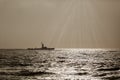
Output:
[0,0,120,48]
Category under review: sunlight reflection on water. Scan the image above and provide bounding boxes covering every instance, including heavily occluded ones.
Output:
[0,49,120,80]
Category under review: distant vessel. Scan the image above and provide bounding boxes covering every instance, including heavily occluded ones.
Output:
[27,42,55,50]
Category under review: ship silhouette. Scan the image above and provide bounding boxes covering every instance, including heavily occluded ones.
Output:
[27,42,54,50]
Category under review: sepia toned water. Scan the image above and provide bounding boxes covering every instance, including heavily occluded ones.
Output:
[0,49,120,80]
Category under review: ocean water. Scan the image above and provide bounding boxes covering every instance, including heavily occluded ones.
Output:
[0,49,120,80]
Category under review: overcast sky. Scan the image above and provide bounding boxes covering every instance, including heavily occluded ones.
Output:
[0,0,120,48]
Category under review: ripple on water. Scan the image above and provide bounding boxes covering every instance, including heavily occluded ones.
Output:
[102,76,120,80]
[73,72,89,75]
[18,70,55,76]
[0,69,55,76]
[97,67,120,71]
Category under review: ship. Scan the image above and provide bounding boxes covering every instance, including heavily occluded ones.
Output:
[27,42,55,50]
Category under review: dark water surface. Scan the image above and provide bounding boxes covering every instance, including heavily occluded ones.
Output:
[0,49,120,80]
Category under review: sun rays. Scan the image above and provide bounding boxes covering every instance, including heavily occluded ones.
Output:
[48,0,98,48]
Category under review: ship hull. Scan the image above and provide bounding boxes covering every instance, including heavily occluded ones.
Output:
[27,48,54,50]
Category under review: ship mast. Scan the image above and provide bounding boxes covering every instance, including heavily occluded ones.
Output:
[41,42,44,48]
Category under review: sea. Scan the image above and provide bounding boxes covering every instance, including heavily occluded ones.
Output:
[0,49,120,80]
